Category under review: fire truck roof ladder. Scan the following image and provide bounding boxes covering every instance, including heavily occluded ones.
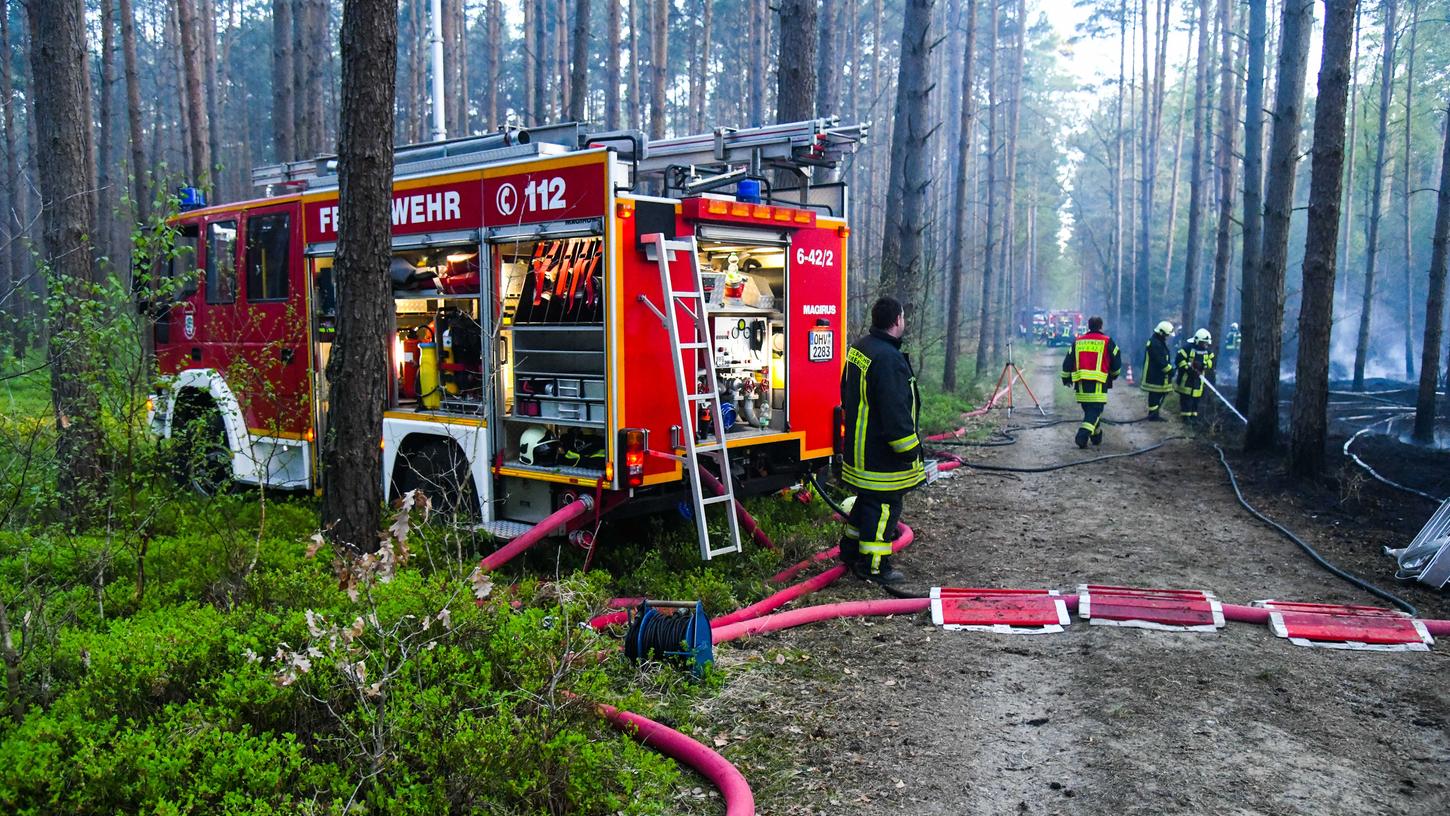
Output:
[630,118,868,199]
[250,129,558,192]
[637,233,743,561]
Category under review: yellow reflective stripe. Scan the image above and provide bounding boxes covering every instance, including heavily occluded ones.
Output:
[888,433,920,453]
[844,525,860,539]
[842,462,925,482]
[841,466,926,492]
[854,365,869,468]
[860,540,893,556]
[875,503,890,544]
[1072,369,1108,383]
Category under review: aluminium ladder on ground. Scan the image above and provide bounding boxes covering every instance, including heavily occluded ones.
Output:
[636,233,743,560]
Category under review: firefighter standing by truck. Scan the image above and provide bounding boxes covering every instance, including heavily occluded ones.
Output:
[1175,329,1215,421]
[1141,321,1176,422]
[839,297,923,584]
[1061,316,1123,449]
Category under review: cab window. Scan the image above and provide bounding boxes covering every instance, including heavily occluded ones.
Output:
[171,225,200,298]
[206,220,238,304]
[245,212,291,301]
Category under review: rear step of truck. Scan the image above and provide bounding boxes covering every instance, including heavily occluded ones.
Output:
[638,233,743,560]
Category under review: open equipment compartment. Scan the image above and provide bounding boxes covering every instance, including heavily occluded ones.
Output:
[694,231,788,440]
[492,227,609,482]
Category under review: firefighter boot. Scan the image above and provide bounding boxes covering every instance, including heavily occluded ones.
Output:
[1091,428,1104,446]
[1075,428,1090,449]
[838,537,860,570]
[854,555,905,584]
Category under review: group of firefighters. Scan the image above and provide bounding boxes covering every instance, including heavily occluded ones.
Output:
[835,299,1227,584]
[1060,317,1220,446]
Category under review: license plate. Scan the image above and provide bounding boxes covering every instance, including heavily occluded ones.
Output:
[809,329,834,362]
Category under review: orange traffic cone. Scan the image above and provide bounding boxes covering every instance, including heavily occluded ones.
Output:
[1125,363,1136,385]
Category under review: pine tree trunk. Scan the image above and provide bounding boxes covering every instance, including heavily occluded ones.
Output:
[201,0,222,197]
[648,0,668,138]
[176,0,211,187]
[878,0,934,301]
[1338,5,1361,307]
[118,0,148,224]
[98,0,116,259]
[1235,0,1267,412]
[777,0,818,124]
[1112,0,1125,335]
[1244,0,1313,451]
[525,0,537,126]
[974,0,1000,379]
[626,0,639,130]
[568,0,590,121]
[1206,0,1237,353]
[1400,0,1420,381]
[556,0,569,119]
[1160,36,1192,303]
[272,0,295,160]
[998,0,1023,357]
[1134,0,1165,349]
[942,0,977,391]
[749,0,767,125]
[1180,0,1211,332]
[323,0,399,552]
[1413,110,1450,443]
[697,0,712,130]
[816,0,838,117]
[1288,0,1356,477]
[486,0,502,129]
[24,0,106,510]
[605,0,620,128]
[0,0,14,351]
[1352,0,1396,390]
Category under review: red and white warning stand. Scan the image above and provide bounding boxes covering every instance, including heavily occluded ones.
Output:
[1077,584,1225,633]
[1256,600,1435,652]
[930,588,1071,635]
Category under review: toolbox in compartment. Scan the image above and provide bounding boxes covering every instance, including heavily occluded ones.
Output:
[538,400,605,423]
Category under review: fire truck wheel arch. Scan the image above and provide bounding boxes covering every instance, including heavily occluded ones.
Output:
[381,419,491,519]
[161,369,311,490]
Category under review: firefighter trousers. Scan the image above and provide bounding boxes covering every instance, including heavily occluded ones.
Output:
[1180,393,1200,419]
[841,489,904,574]
[1147,391,1167,415]
[1075,402,1105,447]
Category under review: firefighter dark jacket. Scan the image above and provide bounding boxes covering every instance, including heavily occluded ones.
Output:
[1175,344,1215,397]
[1061,331,1123,403]
[1141,334,1174,393]
[840,328,925,493]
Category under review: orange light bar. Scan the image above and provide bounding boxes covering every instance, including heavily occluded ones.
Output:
[773,208,793,222]
[730,203,752,216]
[707,200,729,214]
[794,211,813,223]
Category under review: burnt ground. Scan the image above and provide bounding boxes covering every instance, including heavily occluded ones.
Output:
[697,351,1450,816]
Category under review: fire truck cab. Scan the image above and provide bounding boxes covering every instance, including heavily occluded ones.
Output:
[149,120,865,555]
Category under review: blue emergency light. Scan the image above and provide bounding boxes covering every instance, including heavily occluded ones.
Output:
[177,186,207,211]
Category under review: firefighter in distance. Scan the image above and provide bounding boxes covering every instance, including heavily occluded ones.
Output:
[1175,328,1215,421]
[1061,315,1123,449]
[838,297,923,584]
[1141,320,1175,422]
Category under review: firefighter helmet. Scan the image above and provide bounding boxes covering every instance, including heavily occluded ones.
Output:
[519,426,559,466]
[1155,320,1174,336]
[1193,328,1212,345]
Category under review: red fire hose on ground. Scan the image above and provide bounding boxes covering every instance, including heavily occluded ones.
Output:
[593,702,755,816]
[478,495,597,572]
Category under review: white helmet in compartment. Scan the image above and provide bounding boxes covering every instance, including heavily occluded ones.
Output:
[519,426,558,466]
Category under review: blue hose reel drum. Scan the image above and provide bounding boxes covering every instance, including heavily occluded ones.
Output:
[624,600,714,677]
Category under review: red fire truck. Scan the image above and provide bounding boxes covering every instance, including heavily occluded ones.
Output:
[147,120,865,559]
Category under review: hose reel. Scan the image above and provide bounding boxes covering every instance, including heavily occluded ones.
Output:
[624,600,714,677]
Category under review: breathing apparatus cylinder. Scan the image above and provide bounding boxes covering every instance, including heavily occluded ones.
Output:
[418,342,442,409]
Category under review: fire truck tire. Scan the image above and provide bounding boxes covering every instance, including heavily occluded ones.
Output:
[169,393,232,495]
[389,436,479,520]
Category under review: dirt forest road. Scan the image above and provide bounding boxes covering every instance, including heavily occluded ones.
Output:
[712,350,1450,816]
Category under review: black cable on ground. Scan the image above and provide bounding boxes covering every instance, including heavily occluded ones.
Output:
[1211,443,1417,616]
[944,437,1185,473]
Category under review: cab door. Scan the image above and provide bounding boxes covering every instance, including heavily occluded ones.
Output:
[237,203,311,439]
